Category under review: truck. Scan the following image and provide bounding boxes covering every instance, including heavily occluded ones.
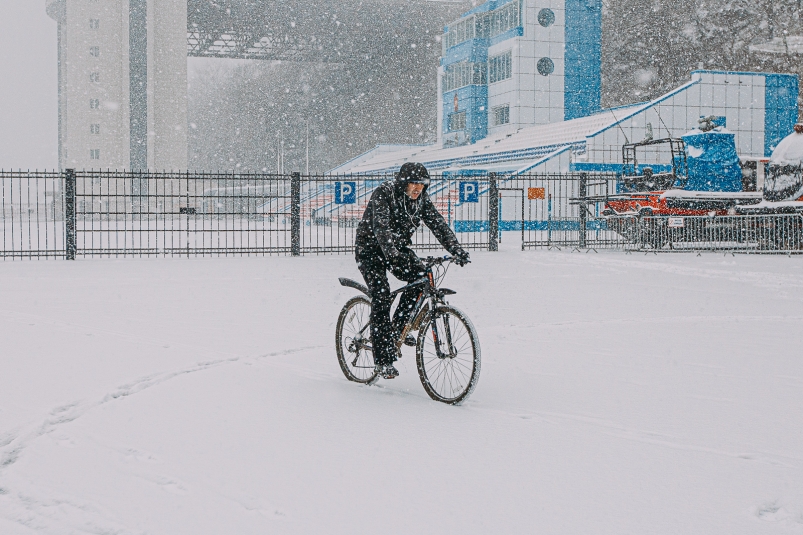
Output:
[596,121,803,250]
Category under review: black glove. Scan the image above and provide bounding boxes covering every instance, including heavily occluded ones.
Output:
[453,249,470,267]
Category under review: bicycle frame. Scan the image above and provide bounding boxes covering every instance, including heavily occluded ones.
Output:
[391,261,457,359]
[340,256,459,361]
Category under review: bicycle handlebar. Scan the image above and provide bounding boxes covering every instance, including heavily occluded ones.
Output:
[421,255,470,267]
[421,255,451,267]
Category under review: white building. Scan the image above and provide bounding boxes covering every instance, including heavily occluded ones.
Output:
[332,0,799,176]
[46,0,187,171]
[438,0,601,147]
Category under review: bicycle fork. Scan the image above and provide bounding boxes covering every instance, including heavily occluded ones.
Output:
[430,309,457,359]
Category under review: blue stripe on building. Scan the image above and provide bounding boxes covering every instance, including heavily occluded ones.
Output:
[564,0,602,121]
[764,73,799,157]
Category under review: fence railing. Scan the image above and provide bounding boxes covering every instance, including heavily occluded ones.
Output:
[2,169,802,258]
[586,213,803,253]
[1,171,65,258]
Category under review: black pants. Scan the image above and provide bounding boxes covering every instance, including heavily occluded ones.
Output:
[356,248,425,366]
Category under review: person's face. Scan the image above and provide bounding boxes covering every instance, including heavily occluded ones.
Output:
[406,183,425,200]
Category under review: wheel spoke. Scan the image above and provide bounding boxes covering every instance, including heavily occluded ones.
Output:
[416,306,479,403]
[336,298,377,383]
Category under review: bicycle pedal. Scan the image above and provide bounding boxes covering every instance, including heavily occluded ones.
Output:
[402,334,416,347]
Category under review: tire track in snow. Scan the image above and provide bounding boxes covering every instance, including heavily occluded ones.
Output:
[0,345,323,534]
[0,346,321,472]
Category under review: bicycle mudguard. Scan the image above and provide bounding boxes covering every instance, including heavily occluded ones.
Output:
[339,277,371,298]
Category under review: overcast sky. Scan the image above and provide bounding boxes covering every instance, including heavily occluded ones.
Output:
[0,1,58,169]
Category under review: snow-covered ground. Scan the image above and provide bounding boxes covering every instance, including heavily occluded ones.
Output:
[1,250,802,534]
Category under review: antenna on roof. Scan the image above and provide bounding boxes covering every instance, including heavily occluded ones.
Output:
[608,107,629,145]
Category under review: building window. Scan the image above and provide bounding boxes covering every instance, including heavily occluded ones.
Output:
[489,51,512,84]
[537,57,555,76]
[443,17,476,50]
[489,1,520,37]
[89,19,100,29]
[537,9,555,27]
[442,61,487,93]
[90,98,100,109]
[492,104,510,126]
[89,46,100,57]
[90,72,100,83]
[443,1,521,50]
[449,111,466,131]
[90,124,100,135]
[90,149,100,160]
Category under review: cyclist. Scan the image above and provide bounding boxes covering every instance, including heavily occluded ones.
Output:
[355,162,470,379]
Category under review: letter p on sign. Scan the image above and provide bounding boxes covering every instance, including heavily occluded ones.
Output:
[459,181,479,203]
[335,181,356,204]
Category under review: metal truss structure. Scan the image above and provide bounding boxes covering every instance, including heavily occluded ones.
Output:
[187,0,470,62]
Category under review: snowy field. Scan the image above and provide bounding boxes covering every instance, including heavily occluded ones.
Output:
[0,250,802,534]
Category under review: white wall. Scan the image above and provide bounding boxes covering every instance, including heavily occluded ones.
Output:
[50,0,187,171]
[586,72,768,167]
[486,0,565,137]
[61,0,129,170]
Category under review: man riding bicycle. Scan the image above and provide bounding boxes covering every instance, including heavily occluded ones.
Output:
[355,162,470,380]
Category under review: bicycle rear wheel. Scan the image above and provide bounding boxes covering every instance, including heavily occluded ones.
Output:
[336,296,379,384]
[416,305,480,405]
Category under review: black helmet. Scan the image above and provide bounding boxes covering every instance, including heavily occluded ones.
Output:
[397,162,430,187]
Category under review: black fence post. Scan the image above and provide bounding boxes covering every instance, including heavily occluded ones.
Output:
[488,172,498,251]
[291,172,301,256]
[65,168,76,260]
[578,172,587,249]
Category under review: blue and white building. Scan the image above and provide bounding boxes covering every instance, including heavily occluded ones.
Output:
[331,0,799,176]
[438,0,600,147]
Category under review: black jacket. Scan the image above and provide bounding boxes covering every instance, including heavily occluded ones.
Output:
[355,178,461,262]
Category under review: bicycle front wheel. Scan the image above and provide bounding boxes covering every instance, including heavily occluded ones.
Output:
[416,305,481,405]
[336,296,379,384]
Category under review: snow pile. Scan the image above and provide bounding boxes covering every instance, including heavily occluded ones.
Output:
[0,252,802,534]
[765,128,803,202]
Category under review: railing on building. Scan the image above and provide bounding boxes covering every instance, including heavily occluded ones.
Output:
[2,169,802,259]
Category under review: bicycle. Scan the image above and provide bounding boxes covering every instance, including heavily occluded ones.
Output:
[335,256,481,405]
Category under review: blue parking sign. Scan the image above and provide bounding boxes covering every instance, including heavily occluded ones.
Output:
[459,181,479,203]
[335,181,356,204]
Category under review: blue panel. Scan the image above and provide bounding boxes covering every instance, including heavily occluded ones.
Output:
[453,220,608,232]
[442,86,488,143]
[564,0,601,120]
[570,162,672,174]
[442,39,489,66]
[764,74,800,157]
[489,26,523,47]
[682,130,743,191]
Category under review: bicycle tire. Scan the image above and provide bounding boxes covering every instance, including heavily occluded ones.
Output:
[336,296,379,384]
[416,305,481,405]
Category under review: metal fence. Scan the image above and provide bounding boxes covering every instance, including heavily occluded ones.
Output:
[1,171,65,258]
[2,169,802,259]
[598,213,803,253]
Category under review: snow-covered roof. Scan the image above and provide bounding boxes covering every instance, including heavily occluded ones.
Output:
[329,104,642,175]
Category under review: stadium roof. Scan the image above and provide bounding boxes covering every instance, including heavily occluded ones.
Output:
[329,103,643,175]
